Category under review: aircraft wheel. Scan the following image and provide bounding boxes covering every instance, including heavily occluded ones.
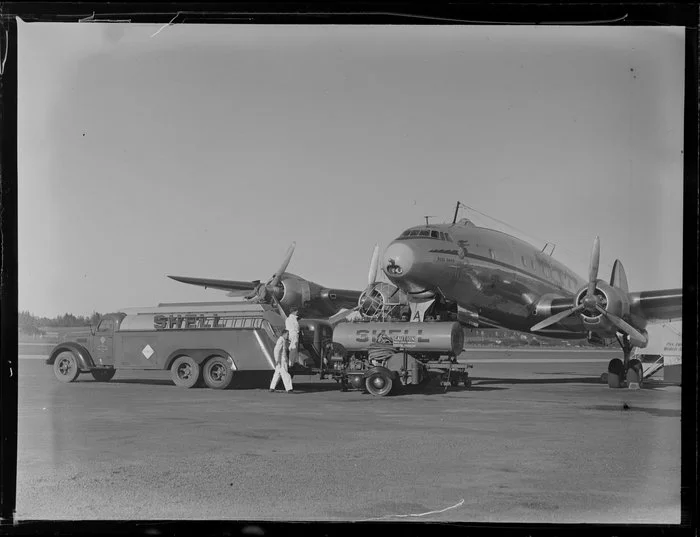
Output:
[626,359,644,388]
[170,355,201,388]
[91,369,116,382]
[607,358,624,389]
[203,356,234,390]
[53,351,80,383]
[365,370,393,397]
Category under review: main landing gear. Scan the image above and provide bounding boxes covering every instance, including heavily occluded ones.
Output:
[601,334,643,390]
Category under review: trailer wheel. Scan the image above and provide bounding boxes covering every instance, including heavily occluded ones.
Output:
[53,351,80,383]
[91,369,116,382]
[203,356,234,390]
[170,356,201,388]
[365,370,393,397]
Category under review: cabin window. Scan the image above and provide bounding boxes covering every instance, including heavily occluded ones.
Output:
[488,249,496,260]
[444,233,453,242]
[419,230,430,237]
[401,230,411,237]
[430,230,439,238]
[97,319,114,332]
[409,230,420,237]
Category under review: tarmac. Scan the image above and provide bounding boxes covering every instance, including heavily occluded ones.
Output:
[15,351,681,523]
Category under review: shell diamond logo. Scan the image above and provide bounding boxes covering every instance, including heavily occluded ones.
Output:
[142,344,155,360]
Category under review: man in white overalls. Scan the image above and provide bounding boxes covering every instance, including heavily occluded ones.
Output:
[269,330,294,393]
[285,307,302,367]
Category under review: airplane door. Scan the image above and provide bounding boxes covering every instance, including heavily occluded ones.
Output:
[93,318,115,366]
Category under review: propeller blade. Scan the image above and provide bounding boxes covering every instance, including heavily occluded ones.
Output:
[270,242,296,288]
[368,244,380,285]
[270,294,288,320]
[587,236,600,298]
[531,304,584,332]
[595,305,648,346]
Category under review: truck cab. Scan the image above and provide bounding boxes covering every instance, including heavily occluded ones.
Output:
[88,313,126,367]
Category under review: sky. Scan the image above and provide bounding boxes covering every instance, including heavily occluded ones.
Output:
[17,22,685,317]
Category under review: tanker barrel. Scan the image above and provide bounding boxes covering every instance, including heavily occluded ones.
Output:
[333,322,464,355]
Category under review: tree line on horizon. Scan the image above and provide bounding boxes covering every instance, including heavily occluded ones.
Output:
[18,310,101,335]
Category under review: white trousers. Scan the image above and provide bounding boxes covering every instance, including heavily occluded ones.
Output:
[288,334,300,366]
[270,360,293,391]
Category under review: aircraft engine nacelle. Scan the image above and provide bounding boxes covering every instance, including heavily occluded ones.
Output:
[576,280,630,336]
[357,282,408,319]
[279,278,312,311]
[333,321,464,355]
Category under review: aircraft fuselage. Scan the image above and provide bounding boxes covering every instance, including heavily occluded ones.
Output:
[382,220,588,336]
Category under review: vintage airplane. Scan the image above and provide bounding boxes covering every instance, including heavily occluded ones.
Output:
[168,202,683,388]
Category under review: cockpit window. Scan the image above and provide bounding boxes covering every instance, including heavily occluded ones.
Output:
[398,228,453,240]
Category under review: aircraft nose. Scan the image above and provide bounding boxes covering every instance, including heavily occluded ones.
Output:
[382,242,415,279]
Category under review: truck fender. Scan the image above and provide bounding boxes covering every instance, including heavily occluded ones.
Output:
[46,342,95,371]
[164,349,233,370]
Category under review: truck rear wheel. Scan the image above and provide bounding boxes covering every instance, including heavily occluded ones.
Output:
[53,351,80,383]
[170,356,201,388]
[203,356,234,390]
[91,369,116,382]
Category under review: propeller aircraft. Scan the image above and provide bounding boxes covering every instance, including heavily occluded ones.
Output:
[168,202,682,389]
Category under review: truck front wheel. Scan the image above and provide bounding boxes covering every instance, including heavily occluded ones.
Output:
[203,356,234,390]
[170,356,201,388]
[53,351,80,383]
[91,369,116,382]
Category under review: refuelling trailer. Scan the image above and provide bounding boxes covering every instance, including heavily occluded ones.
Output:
[46,302,290,389]
[321,321,472,396]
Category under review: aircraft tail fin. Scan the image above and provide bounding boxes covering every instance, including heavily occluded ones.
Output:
[609,259,629,293]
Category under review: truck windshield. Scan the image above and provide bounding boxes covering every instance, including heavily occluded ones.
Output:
[97,319,114,332]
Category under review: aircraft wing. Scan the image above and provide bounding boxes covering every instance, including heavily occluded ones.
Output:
[629,288,683,323]
[167,275,257,294]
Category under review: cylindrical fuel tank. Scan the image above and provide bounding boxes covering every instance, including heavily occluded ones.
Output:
[333,322,464,355]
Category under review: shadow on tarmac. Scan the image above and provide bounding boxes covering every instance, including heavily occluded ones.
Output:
[109,378,174,386]
[587,404,681,418]
[472,376,604,386]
